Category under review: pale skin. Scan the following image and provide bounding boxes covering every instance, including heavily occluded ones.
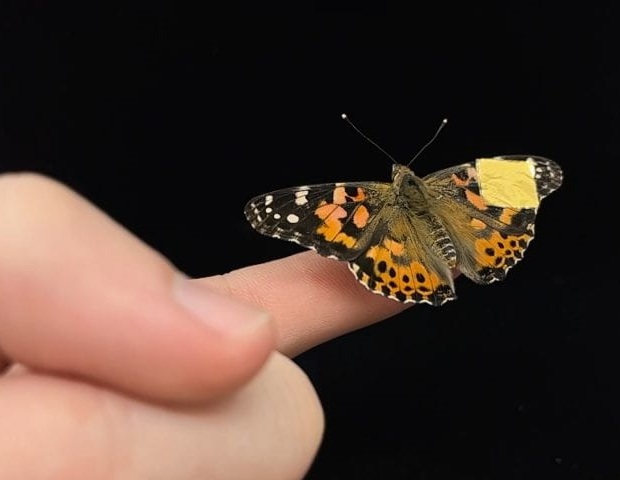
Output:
[0,174,408,480]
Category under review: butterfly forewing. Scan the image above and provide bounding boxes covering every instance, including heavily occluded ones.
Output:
[244,182,391,261]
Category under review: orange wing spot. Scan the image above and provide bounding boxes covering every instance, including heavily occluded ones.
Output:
[333,186,366,204]
[333,186,348,205]
[465,190,488,210]
[315,201,339,220]
[366,245,382,261]
[352,204,370,228]
[470,218,486,230]
[451,168,478,187]
[499,208,517,225]
[332,232,357,248]
[452,173,469,187]
[350,187,366,201]
[382,238,405,256]
[314,202,356,247]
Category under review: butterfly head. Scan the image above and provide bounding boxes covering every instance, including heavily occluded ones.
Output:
[391,163,420,185]
[391,163,430,206]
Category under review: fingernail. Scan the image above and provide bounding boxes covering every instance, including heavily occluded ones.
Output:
[172,275,271,336]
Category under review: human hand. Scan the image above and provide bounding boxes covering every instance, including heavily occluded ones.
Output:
[0,174,406,479]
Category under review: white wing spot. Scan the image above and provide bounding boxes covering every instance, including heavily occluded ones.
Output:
[274,213,281,220]
[264,195,273,206]
[286,214,300,223]
[265,207,273,213]
[294,190,309,205]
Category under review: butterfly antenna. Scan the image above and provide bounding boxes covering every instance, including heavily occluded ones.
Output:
[341,113,398,165]
[406,118,448,167]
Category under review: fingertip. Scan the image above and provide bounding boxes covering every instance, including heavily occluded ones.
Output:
[203,252,410,357]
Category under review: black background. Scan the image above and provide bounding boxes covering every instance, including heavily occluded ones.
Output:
[1,3,618,479]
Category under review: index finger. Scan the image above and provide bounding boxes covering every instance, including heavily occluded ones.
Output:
[200,251,409,357]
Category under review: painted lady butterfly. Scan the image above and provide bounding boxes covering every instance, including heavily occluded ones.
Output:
[244,126,562,306]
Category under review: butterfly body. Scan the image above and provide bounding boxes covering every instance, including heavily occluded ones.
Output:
[245,155,562,306]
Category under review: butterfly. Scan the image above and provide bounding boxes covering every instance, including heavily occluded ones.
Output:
[244,153,562,306]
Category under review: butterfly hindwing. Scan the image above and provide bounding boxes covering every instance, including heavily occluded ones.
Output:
[348,215,457,305]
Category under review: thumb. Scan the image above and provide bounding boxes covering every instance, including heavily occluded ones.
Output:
[0,173,276,402]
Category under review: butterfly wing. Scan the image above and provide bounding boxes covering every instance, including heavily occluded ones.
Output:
[423,155,563,283]
[244,182,392,261]
[348,211,457,306]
